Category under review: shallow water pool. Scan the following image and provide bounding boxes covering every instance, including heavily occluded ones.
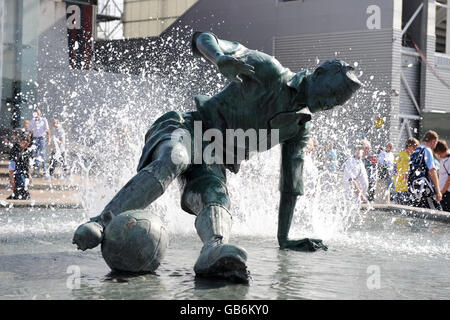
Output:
[0,208,449,300]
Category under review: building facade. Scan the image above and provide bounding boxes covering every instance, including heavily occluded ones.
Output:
[0,0,96,135]
[158,0,450,146]
[123,0,197,38]
[1,0,449,150]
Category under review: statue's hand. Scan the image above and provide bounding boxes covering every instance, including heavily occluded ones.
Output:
[279,238,328,252]
[72,221,104,251]
[217,55,260,83]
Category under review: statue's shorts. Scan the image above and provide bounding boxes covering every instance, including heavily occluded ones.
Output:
[137,111,230,216]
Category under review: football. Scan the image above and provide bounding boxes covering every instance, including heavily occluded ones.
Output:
[101,210,168,273]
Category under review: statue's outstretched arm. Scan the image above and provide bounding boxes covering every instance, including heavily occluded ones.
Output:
[277,123,327,252]
[193,32,256,83]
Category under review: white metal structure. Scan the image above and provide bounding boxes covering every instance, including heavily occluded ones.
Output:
[96,0,123,40]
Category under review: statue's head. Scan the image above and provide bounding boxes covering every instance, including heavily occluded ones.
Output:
[305,59,362,113]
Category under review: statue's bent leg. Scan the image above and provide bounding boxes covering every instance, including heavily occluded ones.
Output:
[194,205,248,283]
[180,165,249,283]
[73,140,190,250]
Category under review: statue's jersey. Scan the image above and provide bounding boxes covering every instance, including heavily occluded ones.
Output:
[192,32,311,195]
[192,32,310,147]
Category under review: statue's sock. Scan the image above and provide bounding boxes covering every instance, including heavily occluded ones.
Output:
[92,168,166,228]
[194,205,248,282]
[195,205,232,245]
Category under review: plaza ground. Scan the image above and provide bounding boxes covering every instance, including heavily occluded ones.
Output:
[0,159,82,209]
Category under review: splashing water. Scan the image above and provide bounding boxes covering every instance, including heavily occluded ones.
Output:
[6,28,449,259]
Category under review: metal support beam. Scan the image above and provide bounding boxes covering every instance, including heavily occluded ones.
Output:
[402,3,424,36]
[97,13,121,23]
[405,121,413,138]
[436,2,449,10]
[100,0,111,14]
[400,71,422,115]
[401,49,420,57]
[105,20,121,38]
[398,119,407,143]
[436,4,447,25]
[396,117,417,149]
[96,0,123,40]
[398,114,422,120]
[398,118,407,133]
[396,119,409,149]
[64,0,98,5]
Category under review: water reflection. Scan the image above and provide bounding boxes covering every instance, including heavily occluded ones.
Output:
[192,277,250,300]
[273,250,307,300]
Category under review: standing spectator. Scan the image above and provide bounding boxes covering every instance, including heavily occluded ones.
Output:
[408,130,442,210]
[7,131,32,200]
[324,141,338,173]
[23,119,32,143]
[49,119,68,177]
[393,137,419,205]
[29,109,51,176]
[378,141,395,200]
[362,140,377,202]
[343,140,370,204]
[434,140,450,212]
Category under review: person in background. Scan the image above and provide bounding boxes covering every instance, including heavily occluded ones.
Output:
[7,131,32,200]
[23,120,32,143]
[378,141,395,200]
[343,139,370,204]
[324,141,338,173]
[362,140,377,202]
[393,137,419,205]
[408,130,442,210]
[29,109,51,177]
[434,140,450,212]
[48,119,68,177]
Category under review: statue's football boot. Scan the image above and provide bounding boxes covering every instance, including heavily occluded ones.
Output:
[72,221,104,251]
[194,205,250,283]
